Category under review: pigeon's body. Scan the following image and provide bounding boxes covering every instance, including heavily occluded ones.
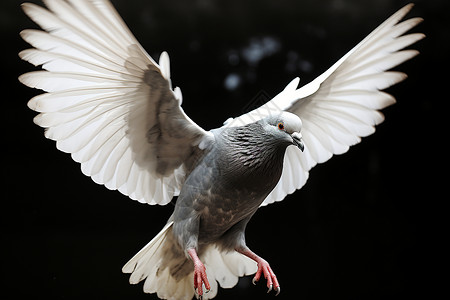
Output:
[173,122,291,252]
[19,1,423,299]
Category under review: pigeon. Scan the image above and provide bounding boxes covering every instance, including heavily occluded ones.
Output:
[19,1,424,299]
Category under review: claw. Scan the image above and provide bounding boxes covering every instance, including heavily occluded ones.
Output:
[267,284,273,293]
[195,289,202,300]
[252,277,257,285]
[195,287,209,299]
[275,286,281,296]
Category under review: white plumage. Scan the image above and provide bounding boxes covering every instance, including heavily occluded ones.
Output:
[19,1,423,299]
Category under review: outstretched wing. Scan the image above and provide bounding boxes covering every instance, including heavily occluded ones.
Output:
[223,4,424,206]
[19,0,209,205]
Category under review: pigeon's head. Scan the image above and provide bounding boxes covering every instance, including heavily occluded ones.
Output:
[261,112,304,152]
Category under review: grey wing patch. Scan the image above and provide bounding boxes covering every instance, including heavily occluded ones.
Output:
[127,63,208,177]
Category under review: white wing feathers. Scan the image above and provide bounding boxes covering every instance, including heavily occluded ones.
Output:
[225,4,424,206]
[19,0,207,205]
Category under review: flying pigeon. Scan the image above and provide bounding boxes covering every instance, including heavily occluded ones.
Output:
[19,1,424,299]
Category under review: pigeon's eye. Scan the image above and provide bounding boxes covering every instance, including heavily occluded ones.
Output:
[277,122,285,130]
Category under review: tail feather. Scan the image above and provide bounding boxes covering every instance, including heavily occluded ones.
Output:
[203,247,257,289]
[122,221,257,299]
[122,221,173,277]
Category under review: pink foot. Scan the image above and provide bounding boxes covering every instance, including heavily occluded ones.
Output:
[188,248,211,298]
[252,257,280,295]
[236,248,280,295]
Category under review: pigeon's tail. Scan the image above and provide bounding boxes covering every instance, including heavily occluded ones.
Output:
[122,221,194,299]
[122,221,257,300]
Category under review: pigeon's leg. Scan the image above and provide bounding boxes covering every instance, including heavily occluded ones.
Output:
[188,248,211,298]
[236,247,280,295]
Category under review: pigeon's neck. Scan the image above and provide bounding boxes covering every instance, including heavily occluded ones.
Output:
[217,124,289,189]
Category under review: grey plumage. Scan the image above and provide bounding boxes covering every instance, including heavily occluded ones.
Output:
[19,1,423,299]
[168,117,301,277]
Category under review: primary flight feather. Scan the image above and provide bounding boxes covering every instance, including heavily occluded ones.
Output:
[19,1,423,299]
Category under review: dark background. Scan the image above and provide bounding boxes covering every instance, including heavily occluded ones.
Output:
[2,0,446,299]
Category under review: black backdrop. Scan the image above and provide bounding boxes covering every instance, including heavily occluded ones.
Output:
[2,0,446,299]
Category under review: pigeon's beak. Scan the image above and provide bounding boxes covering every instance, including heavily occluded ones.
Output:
[292,132,304,152]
